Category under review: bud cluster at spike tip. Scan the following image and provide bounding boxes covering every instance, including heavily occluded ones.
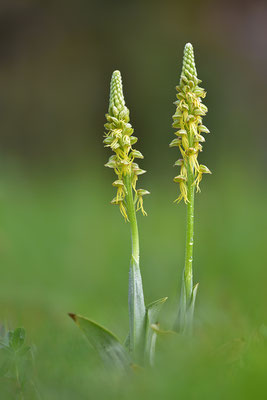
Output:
[170,43,211,203]
[104,70,149,219]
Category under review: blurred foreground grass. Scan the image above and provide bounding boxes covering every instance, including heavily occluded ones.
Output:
[0,159,267,399]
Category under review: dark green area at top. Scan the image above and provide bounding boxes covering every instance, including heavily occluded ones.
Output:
[0,0,265,174]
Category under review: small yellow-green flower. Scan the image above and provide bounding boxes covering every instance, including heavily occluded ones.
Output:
[104,70,149,219]
[171,43,211,203]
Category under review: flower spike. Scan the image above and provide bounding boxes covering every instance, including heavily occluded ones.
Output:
[104,71,149,219]
[171,43,212,334]
[171,43,211,203]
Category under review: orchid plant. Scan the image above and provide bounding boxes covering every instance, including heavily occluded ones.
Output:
[70,43,211,370]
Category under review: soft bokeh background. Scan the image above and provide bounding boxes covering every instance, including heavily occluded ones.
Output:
[0,0,267,398]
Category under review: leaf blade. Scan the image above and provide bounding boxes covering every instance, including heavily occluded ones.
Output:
[186,283,199,334]
[69,313,131,371]
[128,257,146,362]
[145,297,168,366]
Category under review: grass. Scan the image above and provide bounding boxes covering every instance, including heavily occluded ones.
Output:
[0,160,267,399]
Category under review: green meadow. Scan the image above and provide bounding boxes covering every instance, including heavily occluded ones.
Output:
[1,158,266,398]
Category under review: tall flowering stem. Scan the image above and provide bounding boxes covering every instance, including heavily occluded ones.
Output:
[104,71,149,361]
[170,44,211,333]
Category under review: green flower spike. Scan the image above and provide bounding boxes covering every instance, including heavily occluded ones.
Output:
[104,70,149,219]
[171,43,211,334]
[69,71,167,370]
[171,43,211,203]
[105,70,149,363]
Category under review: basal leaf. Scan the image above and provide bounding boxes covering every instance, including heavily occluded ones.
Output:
[69,314,131,371]
[124,333,130,350]
[128,257,146,361]
[174,278,187,333]
[175,282,199,335]
[150,324,176,335]
[186,283,199,334]
[145,297,168,366]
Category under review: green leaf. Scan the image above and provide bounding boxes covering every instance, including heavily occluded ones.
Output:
[174,283,199,335]
[8,328,25,351]
[174,278,187,333]
[124,333,130,350]
[69,314,131,371]
[186,283,199,334]
[150,324,176,335]
[145,297,168,366]
[128,257,146,361]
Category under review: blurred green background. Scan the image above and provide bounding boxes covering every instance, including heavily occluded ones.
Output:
[0,0,267,398]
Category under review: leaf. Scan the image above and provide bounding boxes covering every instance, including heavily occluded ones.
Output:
[69,314,131,371]
[174,282,199,335]
[174,277,187,333]
[128,257,146,361]
[145,297,168,366]
[150,324,176,335]
[186,283,199,334]
[8,328,25,351]
[124,333,130,350]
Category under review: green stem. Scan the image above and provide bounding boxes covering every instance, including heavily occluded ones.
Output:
[175,157,196,334]
[184,164,195,304]
[125,175,139,262]
[124,174,146,362]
